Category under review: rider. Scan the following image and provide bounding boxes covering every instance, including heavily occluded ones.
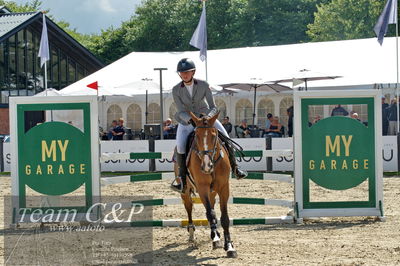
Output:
[171,58,248,192]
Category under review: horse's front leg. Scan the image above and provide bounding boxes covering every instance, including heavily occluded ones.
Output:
[181,192,195,242]
[219,185,237,258]
[198,187,222,249]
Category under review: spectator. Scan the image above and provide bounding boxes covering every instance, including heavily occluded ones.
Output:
[262,113,274,137]
[331,104,349,116]
[107,120,117,140]
[265,113,273,130]
[387,98,398,135]
[287,106,293,137]
[113,118,125,140]
[265,116,283,138]
[351,112,361,121]
[313,114,321,124]
[99,126,108,140]
[163,118,175,139]
[222,116,233,135]
[237,119,251,138]
[382,96,389,136]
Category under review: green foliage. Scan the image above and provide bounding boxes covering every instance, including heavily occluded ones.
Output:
[1,0,42,12]
[241,0,325,46]
[307,0,385,41]
[88,0,327,64]
[3,0,390,65]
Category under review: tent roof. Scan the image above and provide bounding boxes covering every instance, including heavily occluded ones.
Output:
[62,37,399,95]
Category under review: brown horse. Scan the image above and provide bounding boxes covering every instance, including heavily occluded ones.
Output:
[177,111,237,258]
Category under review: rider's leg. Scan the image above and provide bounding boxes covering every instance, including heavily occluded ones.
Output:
[171,123,194,192]
[214,120,248,179]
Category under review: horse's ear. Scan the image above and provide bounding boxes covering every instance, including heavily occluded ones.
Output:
[208,111,220,126]
[189,112,201,125]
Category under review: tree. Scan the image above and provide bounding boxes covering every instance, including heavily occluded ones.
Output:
[307,0,384,42]
[240,0,328,46]
[1,0,42,12]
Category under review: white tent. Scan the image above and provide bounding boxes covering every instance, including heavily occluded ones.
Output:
[61,37,399,96]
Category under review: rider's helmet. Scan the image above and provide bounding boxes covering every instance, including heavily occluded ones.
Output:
[177,58,196,72]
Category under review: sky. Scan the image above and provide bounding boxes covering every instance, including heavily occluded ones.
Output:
[13,0,142,34]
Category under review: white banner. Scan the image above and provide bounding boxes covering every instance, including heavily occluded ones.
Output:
[2,136,398,172]
[100,140,149,172]
[383,136,397,171]
[155,138,267,172]
[3,142,10,172]
[272,137,294,171]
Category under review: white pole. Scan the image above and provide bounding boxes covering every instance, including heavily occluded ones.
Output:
[203,0,208,82]
[44,61,47,91]
[396,17,399,133]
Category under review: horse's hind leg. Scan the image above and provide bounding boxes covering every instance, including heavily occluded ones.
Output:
[199,190,222,249]
[181,192,195,242]
[219,187,237,258]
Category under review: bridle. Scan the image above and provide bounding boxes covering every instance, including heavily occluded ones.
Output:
[192,125,222,173]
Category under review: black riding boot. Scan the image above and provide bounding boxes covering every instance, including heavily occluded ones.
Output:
[225,144,248,179]
[171,153,187,193]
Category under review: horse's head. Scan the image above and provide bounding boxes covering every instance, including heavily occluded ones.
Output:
[190,111,220,174]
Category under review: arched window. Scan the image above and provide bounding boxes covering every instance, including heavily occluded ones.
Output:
[257,98,274,128]
[169,102,177,123]
[107,104,122,128]
[148,103,161,124]
[279,97,294,127]
[215,98,227,119]
[126,104,142,130]
[235,99,253,125]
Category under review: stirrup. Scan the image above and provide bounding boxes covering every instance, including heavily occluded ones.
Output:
[170,177,185,193]
[234,167,248,180]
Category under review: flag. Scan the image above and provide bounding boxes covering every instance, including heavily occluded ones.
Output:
[374,0,397,45]
[87,81,98,90]
[190,3,207,61]
[38,13,50,67]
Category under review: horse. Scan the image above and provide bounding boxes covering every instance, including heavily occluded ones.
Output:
[176,111,237,258]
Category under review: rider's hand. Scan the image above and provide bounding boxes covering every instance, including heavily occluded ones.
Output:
[188,119,196,127]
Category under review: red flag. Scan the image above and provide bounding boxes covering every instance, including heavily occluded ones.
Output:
[87,81,98,90]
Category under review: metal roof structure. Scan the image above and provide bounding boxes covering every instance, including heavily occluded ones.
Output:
[0,10,103,70]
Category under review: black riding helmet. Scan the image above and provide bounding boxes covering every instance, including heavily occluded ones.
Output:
[177,58,196,72]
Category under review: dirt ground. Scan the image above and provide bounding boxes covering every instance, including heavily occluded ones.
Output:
[1,175,400,265]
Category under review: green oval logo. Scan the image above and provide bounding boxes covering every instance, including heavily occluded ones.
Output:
[20,122,90,195]
[303,116,374,190]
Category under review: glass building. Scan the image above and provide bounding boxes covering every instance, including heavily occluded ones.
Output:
[0,7,104,133]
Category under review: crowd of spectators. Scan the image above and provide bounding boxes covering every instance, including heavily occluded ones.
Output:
[98,98,399,140]
[101,118,126,140]
[383,97,398,136]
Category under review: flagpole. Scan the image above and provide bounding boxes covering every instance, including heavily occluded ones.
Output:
[203,0,208,82]
[396,15,399,133]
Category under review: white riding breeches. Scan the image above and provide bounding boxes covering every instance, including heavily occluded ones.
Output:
[176,119,228,154]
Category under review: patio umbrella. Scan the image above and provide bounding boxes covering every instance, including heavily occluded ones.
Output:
[271,69,342,90]
[115,78,165,124]
[219,79,291,126]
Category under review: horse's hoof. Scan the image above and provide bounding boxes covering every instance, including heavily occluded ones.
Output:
[227,250,238,258]
[212,240,223,249]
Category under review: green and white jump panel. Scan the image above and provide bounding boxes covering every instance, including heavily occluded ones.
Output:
[294,90,383,219]
[105,216,294,227]
[101,172,292,185]
[10,96,100,223]
[109,197,293,208]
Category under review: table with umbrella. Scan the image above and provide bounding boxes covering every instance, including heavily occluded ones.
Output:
[270,69,342,90]
[219,79,291,127]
